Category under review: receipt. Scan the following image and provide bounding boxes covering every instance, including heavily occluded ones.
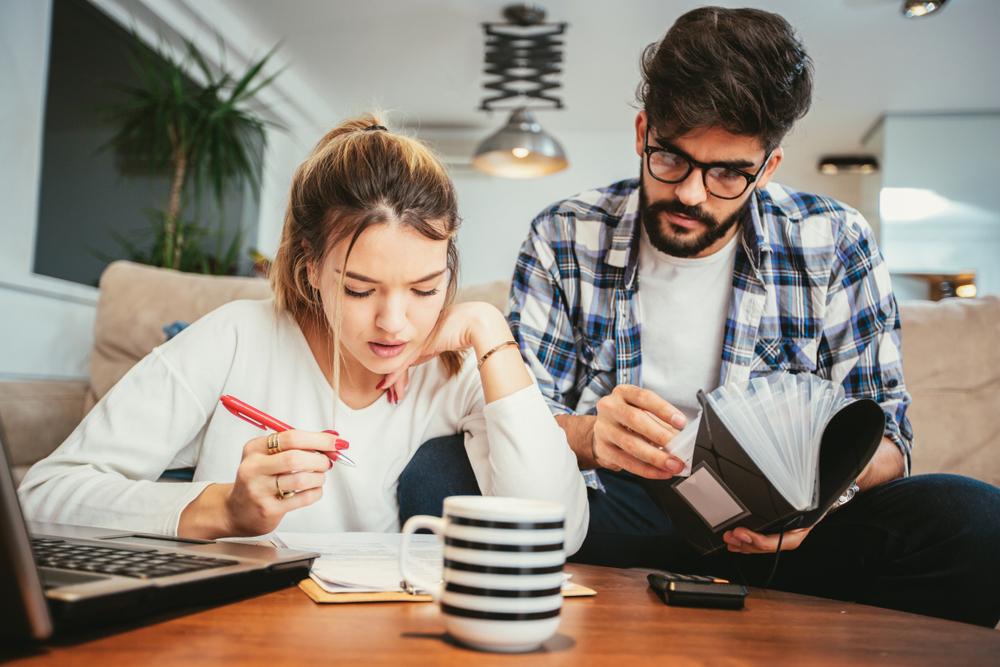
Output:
[644,410,698,477]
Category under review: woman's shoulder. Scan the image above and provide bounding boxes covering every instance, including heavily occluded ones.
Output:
[158,298,300,360]
[198,298,276,326]
[169,299,283,339]
[406,351,482,412]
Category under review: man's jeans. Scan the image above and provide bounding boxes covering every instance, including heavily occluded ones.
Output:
[398,434,1000,628]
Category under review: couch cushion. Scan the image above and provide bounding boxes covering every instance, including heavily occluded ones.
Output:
[899,296,1000,486]
[0,380,88,468]
[85,261,270,413]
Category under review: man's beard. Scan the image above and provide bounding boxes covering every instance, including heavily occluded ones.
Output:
[638,171,751,258]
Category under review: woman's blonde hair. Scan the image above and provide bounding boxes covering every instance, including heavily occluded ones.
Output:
[270,113,463,399]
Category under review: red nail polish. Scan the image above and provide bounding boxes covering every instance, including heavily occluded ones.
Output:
[323,430,339,436]
[335,439,349,449]
[376,380,385,390]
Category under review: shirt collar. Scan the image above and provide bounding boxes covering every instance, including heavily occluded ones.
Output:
[606,183,640,270]
[743,182,804,267]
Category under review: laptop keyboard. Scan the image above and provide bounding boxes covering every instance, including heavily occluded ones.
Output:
[31,538,239,579]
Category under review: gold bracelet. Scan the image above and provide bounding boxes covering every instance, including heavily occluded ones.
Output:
[477,340,519,371]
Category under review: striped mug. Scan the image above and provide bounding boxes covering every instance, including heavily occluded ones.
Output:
[399,496,566,653]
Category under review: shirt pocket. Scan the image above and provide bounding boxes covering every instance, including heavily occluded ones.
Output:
[751,336,818,375]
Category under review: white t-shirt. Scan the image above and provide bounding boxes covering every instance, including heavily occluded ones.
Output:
[638,225,741,422]
[18,300,588,553]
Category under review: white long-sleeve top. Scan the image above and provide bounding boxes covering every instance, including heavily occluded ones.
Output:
[18,300,588,554]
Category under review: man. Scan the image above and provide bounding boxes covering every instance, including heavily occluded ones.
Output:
[508,6,1000,627]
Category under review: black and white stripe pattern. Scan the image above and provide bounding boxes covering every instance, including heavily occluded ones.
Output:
[441,513,564,622]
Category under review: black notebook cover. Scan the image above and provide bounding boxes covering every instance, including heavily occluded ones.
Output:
[639,391,885,555]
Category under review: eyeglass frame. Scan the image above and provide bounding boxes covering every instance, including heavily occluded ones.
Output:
[642,127,774,200]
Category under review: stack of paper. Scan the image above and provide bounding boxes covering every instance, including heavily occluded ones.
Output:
[274,532,443,594]
[706,373,849,510]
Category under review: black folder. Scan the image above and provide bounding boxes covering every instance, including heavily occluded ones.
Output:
[639,390,885,555]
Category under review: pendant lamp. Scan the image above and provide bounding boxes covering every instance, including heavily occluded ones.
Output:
[471,4,569,178]
[471,108,568,179]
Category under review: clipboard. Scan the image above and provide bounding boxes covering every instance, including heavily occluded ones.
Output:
[298,578,433,604]
[297,578,597,604]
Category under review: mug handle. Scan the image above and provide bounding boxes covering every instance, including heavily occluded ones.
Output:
[399,515,445,602]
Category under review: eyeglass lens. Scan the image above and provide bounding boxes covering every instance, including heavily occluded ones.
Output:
[648,151,751,199]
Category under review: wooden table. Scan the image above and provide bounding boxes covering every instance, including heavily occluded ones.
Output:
[3,564,998,666]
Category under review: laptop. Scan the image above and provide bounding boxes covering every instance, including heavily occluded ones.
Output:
[0,422,319,641]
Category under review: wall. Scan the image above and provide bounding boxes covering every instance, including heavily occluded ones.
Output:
[858,124,884,244]
[869,113,1000,300]
[0,0,320,381]
[0,0,97,381]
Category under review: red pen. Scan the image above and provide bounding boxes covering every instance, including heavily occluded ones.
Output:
[220,395,356,467]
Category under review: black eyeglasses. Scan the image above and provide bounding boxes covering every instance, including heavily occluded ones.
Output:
[643,128,773,200]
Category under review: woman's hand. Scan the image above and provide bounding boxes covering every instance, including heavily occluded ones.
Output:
[179,430,347,539]
[380,301,512,402]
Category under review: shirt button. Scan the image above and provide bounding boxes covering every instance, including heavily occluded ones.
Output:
[888,379,898,388]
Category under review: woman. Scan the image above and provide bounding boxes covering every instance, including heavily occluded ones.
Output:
[18,116,588,553]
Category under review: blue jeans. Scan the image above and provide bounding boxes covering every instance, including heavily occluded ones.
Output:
[576,468,1000,628]
[397,435,481,523]
[398,435,1000,628]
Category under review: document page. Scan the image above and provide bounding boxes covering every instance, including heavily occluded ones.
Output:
[275,532,443,594]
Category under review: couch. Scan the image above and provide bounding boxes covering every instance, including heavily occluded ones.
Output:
[3,260,1000,490]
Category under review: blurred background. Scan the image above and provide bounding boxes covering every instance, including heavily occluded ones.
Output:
[2,0,998,381]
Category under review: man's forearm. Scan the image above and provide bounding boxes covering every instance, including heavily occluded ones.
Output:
[555,414,598,470]
[856,437,906,491]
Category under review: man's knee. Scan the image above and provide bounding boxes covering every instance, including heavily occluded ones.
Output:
[858,473,1000,543]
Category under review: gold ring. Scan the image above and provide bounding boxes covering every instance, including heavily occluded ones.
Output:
[275,475,294,500]
[267,432,282,455]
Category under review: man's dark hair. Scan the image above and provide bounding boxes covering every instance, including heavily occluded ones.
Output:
[637,7,813,152]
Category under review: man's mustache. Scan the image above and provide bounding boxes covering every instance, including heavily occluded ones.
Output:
[645,199,718,229]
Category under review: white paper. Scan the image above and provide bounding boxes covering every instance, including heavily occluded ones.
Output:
[664,413,698,476]
[644,410,697,477]
[705,373,851,510]
[674,466,747,529]
[275,532,443,594]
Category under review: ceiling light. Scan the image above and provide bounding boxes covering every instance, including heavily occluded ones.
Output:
[902,0,949,18]
[471,108,568,178]
[818,156,880,175]
[956,284,977,298]
[472,4,569,178]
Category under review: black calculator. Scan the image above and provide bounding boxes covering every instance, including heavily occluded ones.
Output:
[647,571,748,610]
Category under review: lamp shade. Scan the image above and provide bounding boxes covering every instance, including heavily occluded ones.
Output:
[902,0,948,18]
[471,108,568,178]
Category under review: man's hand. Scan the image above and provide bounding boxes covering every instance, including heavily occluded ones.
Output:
[557,384,689,479]
[723,525,814,554]
[721,437,906,554]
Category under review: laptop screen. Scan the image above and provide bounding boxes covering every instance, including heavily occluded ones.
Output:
[0,421,53,640]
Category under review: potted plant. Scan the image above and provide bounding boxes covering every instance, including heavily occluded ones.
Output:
[97,34,280,274]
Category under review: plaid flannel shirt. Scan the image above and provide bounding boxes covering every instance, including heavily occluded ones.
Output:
[508,178,913,486]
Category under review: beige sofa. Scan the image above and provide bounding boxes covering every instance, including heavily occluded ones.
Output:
[3,260,1000,490]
